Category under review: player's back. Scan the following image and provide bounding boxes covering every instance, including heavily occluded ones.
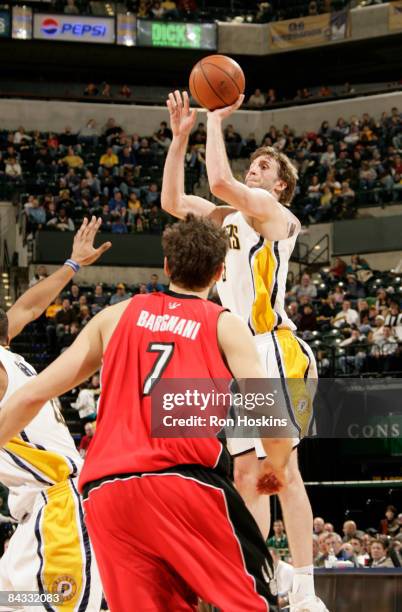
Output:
[79,290,232,490]
[0,346,82,519]
[217,211,298,334]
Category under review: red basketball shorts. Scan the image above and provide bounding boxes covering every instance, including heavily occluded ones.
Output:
[82,465,275,611]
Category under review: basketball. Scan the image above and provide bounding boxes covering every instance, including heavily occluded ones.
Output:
[189,54,245,111]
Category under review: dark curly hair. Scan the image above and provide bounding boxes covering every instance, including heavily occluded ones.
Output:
[162,214,229,290]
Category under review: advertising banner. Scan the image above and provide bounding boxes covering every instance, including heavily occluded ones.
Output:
[137,19,217,50]
[0,10,10,38]
[389,0,402,31]
[117,13,136,46]
[269,10,349,50]
[12,6,32,40]
[33,13,115,44]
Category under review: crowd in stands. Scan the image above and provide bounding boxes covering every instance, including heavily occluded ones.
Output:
[30,0,350,23]
[286,257,402,375]
[267,509,402,571]
[1,105,401,235]
[25,253,402,380]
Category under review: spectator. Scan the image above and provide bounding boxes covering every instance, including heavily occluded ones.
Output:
[266,88,276,105]
[267,519,289,558]
[46,295,63,319]
[110,283,131,305]
[290,273,317,300]
[78,119,99,147]
[111,216,128,234]
[369,540,395,568]
[380,505,400,537]
[64,0,79,14]
[342,520,364,542]
[79,422,95,458]
[324,523,334,533]
[299,303,317,332]
[332,300,359,328]
[120,85,132,99]
[248,89,266,108]
[92,284,109,314]
[83,83,99,97]
[329,257,347,280]
[99,147,119,172]
[47,208,75,232]
[5,157,22,179]
[55,298,76,327]
[59,146,84,170]
[313,516,325,536]
[146,274,164,293]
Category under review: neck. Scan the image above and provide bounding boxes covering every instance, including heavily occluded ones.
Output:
[169,282,210,300]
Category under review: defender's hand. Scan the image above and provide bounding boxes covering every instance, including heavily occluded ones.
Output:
[70,217,112,267]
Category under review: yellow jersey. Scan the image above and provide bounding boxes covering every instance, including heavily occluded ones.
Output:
[217,211,298,334]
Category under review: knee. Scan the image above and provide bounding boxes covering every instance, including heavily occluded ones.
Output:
[233,461,259,495]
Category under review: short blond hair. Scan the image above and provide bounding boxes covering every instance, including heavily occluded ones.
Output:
[250,146,298,205]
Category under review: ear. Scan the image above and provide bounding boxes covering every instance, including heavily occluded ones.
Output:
[212,263,224,284]
[163,257,170,278]
[274,178,287,198]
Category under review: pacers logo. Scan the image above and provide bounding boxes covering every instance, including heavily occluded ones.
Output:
[51,575,77,602]
[41,18,59,35]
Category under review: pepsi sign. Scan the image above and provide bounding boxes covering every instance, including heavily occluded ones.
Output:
[34,14,115,44]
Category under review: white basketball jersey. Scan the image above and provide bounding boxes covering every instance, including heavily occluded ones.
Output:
[0,346,82,519]
[217,211,298,334]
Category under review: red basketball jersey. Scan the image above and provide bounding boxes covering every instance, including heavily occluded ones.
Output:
[79,290,232,490]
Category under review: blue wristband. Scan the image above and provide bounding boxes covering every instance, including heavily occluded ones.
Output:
[64,259,80,273]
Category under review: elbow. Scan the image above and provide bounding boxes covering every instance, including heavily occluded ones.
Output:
[209,178,230,198]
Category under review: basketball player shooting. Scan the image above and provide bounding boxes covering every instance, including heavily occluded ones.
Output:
[161,90,328,612]
[0,215,278,611]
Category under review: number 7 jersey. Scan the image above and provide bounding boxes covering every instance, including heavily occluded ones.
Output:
[79,290,232,491]
[217,211,299,334]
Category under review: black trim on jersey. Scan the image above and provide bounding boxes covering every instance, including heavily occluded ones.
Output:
[271,241,282,330]
[247,236,265,336]
[271,332,300,435]
[295,336,311,381]
[83,465,275,607]
[164,289,202,300]
[20,430,46,451]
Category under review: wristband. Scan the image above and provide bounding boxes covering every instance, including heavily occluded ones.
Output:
[64,259,80,273]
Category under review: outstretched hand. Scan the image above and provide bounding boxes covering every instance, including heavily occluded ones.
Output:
[70,216,112,267]
[207,94,245,121]
[166,90,197,139]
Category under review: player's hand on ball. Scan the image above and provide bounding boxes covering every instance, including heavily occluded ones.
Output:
[207,94,245,121]
[167,90,197,139]
[70,216,112,266]
[257,458,288,495]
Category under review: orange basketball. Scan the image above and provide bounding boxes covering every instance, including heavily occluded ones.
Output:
[189,54,245,111]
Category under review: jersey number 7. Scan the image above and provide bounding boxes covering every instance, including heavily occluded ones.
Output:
[143,342,175,395]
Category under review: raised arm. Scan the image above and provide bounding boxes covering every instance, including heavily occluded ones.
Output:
[161,90,217,220]
[7,217,111,340]
[206,98,298,240]
[0,308,106,447]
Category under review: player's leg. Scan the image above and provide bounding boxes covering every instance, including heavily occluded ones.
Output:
[36,480,102,611]
[83,479,198,612]
[272,332,327,611]
[84,472,274,612]
[139,470,275,612]
[233,450,271,540]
